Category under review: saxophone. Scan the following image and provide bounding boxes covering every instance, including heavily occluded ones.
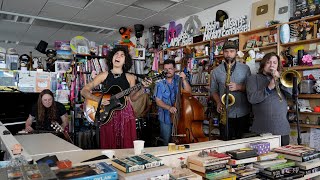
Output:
[220,63,235,125]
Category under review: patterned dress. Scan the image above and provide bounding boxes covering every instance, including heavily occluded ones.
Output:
[99,72,137,149]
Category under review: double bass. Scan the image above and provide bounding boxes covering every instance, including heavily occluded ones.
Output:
[171,59,208,144]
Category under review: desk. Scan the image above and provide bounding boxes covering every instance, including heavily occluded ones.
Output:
[15,133,82,157]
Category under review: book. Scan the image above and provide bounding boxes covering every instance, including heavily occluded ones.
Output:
[233,167,259,177]
[187,155,229,167]
[260,166,299,178]
[277,151,320,162]
[273,145,315,157]
[296,158,320,170]
[188,162,226,173]
[54,162,117,180]
[0,164,57,180]
[226,148,258,160]
[257,152,279,161]
[266,161,295,171]
[253,159,287,169]
[228,157,258,165]
[111,158,144,173]
[117,165,172,180]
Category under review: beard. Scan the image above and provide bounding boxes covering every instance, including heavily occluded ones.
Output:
[225,57,236,63]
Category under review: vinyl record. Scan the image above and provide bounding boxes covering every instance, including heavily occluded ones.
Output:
[70,36,90,54]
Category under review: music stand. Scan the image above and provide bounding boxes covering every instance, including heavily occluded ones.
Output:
[292,76,302,145]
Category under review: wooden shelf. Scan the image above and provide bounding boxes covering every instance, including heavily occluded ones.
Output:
[166,46,183,51]
[255,58,262,62]
[298,94,320,99]
[191,83,209,86]
[281,38,320,47]
[288,110,320,115]
[285,14,320,25]
[214,54,224,58]
[214,33,239,42]
[242,44,277,52]
[187,40,210,47]
[290,123,320,128]
[241,24,278,35]
[194,55,209,59]
[191,93,209,96]
[287,64,320,71]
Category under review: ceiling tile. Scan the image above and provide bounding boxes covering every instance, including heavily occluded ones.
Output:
[2,0,47,15]
[162,3,202,19]
[133,0,175,12]
[117,6,156,20]
[0,21,30,33]
[0,32,24,41]
[183,0,230,9]
[32,19,65,29]
[39,1,81,21]
[105,0,138,5]
[71,18,103,27]
[48,0,90,8]
[74,0,127,22]
[142,12,176,28]
[23,25,59,42]
[103,15,142,29]
[49,29,85,42]
[105,31,121,44]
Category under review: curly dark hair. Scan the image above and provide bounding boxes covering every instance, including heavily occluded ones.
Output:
[37,89,57,123]
[106,46,133,72]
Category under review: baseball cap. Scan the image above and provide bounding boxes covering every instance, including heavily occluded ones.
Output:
[222,40,238,50]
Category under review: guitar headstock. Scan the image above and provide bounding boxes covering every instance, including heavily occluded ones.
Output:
[152,70,167,82]
[51,121,63,133]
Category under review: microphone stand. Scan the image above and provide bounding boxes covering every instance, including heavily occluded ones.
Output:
[292,77,302,145]
[94,93,105,149]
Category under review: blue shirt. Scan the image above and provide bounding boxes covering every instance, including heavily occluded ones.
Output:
[154,75,180,124]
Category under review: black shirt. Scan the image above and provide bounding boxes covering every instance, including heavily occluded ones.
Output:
[30,101,66,131]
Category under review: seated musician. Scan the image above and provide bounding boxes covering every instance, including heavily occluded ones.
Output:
[154,59,191,145]
[25,89,68,133]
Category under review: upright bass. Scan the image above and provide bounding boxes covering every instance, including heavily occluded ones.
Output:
[171,60,208,144]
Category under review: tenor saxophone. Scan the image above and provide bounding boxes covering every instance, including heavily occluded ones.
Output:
[220,63,235,125]
[271,70,283,102]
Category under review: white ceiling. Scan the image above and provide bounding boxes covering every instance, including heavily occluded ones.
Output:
[0,0,230,57]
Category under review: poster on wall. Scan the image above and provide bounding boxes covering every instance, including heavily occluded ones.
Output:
[251,0,275,29]
[35,72,51,92]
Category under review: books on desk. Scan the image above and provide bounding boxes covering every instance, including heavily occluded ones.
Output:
[54,162,117,180]
[111,154,164,173]
[0,163,57,180]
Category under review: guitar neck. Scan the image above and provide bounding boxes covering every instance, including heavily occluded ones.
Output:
[113,83,142,99]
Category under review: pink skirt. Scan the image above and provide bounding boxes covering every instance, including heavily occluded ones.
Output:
[100,102,137,149]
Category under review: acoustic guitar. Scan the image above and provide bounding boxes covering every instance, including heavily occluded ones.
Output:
[84,71,166,126]
[51,121,74,144]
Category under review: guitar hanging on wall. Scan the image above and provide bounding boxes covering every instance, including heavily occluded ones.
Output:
[84,71,166,126]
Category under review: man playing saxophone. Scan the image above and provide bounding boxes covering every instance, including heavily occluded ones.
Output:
[210,41,251,140]
[246,52,293,146]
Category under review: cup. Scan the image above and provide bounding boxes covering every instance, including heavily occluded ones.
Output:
[101,150,115,159]
[133,140,145,155]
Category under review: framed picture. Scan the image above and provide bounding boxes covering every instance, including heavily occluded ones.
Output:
[133,48,145,60]
[55,61,71,73]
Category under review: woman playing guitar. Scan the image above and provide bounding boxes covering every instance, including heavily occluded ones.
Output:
[81,46,152,149]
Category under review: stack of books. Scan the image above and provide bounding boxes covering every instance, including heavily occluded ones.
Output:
[111,154,164,173]
[270,145,320,179]
[187,151,232,179]
[253,151,303,179]
[226,148,259,180]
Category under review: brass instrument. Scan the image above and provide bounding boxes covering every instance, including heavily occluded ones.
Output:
[280,69,302,88]
[272,69,301,101]
[220,63,235,125]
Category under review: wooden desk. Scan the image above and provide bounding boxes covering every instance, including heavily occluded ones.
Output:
[15,133,82,157]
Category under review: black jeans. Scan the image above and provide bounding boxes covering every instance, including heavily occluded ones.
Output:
[219,114,250,141]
